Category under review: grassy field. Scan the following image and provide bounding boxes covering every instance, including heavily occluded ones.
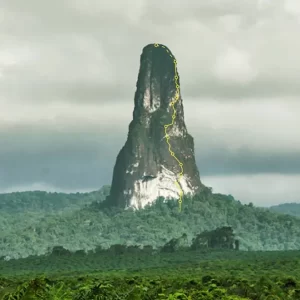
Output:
[1,249,300,299]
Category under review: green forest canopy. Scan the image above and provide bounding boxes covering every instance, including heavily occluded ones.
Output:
[0,185,300,260]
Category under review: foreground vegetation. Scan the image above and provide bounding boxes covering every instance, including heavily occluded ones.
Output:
[1,186,300,298]
[1,249,300,299]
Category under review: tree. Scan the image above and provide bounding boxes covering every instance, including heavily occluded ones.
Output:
[235,240,239,251]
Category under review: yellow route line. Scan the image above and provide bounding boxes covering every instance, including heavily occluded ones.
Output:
[154,43,184,212]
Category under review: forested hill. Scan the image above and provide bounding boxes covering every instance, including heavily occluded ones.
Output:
[269,203,300,218]
[1,186,300,260]
[0,185,110,213]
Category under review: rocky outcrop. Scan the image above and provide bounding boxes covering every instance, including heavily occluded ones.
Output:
[106,43,204,209]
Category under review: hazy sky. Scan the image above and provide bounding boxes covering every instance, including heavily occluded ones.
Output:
[1,0,300,207]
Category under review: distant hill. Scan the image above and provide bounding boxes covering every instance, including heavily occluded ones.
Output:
[269,203,300,218]
[0,185,110,213]
[1,186,300,260]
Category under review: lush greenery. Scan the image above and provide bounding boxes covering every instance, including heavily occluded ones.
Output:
[269,203,300,218]
[1,186,300,298]
[1,249,300,299]
[1,186,300,260]
[0,185,110,214]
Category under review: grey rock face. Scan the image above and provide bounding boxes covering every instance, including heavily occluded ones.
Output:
[106,43,204,209]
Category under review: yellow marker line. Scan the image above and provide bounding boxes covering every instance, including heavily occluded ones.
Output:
[154,43,184,212]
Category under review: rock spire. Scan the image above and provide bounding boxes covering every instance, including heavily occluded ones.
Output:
[106,43,204,209]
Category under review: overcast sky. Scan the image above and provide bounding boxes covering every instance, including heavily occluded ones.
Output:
[0,0,299,207]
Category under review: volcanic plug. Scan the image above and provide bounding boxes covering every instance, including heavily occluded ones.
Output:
[106,43,204,209]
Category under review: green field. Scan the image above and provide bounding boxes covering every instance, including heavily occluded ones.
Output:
[1,249,300,299]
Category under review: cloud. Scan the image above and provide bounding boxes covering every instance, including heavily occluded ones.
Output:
[203,174,300,207]
[257,0,272,11]
[0,98,299,199]
[1,97,299,155]
[217,15,242,33]
[0,183,93,194]
[285,0,300,18]
[0,47,33,79]
[213,46,258,84]
[0,0,300,104]
[185,98,300,154]
[0,0,299,206]
[71,0,146,24]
